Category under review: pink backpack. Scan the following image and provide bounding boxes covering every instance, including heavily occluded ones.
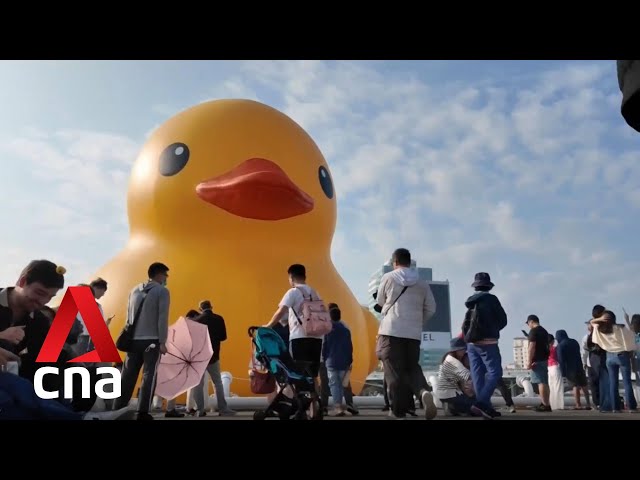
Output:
[292,287,333,337]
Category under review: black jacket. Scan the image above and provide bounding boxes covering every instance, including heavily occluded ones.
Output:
[195,309,227,364]
[617,60,640,132]
[462,291,508,342]
[586,331,606,358]
[0,288,66,391]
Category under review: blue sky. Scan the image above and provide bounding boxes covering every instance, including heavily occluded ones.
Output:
[1,60,638,365]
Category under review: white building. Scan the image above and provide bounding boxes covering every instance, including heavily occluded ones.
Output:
[513,337,529,369]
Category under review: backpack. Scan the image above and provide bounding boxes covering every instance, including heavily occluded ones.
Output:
[292,286,332,337]
[463,304,483,343]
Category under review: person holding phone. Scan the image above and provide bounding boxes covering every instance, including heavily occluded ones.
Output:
[622,307,640,393]
[0,324,25,345]
[374,248,437,420]
[75,278,110,354]
[591,310,637,412]
[526,315,552,412]
[0,260,68,395]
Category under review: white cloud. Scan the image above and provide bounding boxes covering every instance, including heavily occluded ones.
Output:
[237,59,640,354]
[486,202,540,253]
[0,129,139,288]
[4,60,639,366]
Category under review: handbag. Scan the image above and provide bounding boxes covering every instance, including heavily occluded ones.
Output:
[250,370,276,394]
[249,352,276,394]
[115,292,147,352]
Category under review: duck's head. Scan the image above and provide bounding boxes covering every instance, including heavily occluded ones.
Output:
[127,99,337,247]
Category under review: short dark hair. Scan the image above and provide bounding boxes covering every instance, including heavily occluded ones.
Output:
[20,260,65,289]
[199,300,212,311]
[148,262,169,279]
[329,308,341,321]
[77,283,96,296]
[527,314,540,324]
[599,310,616,334]
[90,277,108,290]
[328,302,339,310]
[287,264,306,280]
[392,248,411,267]
[475,286,492,292]
[185,309,200,319]
[592,304,605,318]
[631,314,640,333]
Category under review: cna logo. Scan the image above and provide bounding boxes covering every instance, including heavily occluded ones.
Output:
[34,286,122,400]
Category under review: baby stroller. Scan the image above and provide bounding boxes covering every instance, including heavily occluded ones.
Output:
[248,326,323,421]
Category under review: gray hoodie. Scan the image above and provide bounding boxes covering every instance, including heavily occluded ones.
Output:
[376,267,436,341]
[127,280,170,344]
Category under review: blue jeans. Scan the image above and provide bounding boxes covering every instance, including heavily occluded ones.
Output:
[606,351,637,411]
[0,372,83,420]
[442,393,477,415]
[597,361,612,411]
[467,343,503,410]
[327,368,347,406]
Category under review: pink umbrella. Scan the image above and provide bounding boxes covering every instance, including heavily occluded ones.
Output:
[155,316,213,400]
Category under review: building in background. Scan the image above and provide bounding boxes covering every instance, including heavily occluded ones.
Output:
[367,258,451,372]
[513,337,529,370]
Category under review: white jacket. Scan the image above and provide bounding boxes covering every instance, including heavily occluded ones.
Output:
[376,267,436,341]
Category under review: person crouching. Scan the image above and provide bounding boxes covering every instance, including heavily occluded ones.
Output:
[436,337,491,418]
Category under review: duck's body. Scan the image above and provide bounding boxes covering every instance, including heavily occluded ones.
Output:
[88,99,379,397]
[96,239,379,396]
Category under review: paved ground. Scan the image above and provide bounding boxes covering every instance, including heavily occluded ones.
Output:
[150,406,640,420]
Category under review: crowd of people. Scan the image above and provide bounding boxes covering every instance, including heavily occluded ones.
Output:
[432,299,640,419]
[0,260,238,420]
[2,251,640,421]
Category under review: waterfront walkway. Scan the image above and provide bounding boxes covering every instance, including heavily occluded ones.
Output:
[151,407,640,420]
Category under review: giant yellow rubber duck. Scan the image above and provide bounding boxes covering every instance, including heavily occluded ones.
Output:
[89,99,380,397]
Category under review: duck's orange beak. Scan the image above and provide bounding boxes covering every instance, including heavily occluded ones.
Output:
[196,158,314,221]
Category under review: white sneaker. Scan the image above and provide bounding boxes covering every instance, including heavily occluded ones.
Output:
[442,402,455,417]
[83,406,136,421]
[387,411,406,420]
[421,390,437,420]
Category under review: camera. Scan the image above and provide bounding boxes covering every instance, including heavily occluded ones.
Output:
[372,291,382,313]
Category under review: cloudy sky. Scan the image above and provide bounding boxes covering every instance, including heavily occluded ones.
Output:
[1,60,637,363]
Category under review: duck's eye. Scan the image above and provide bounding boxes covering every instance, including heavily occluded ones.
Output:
[318,166,334,199]
[159,143,190,176]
